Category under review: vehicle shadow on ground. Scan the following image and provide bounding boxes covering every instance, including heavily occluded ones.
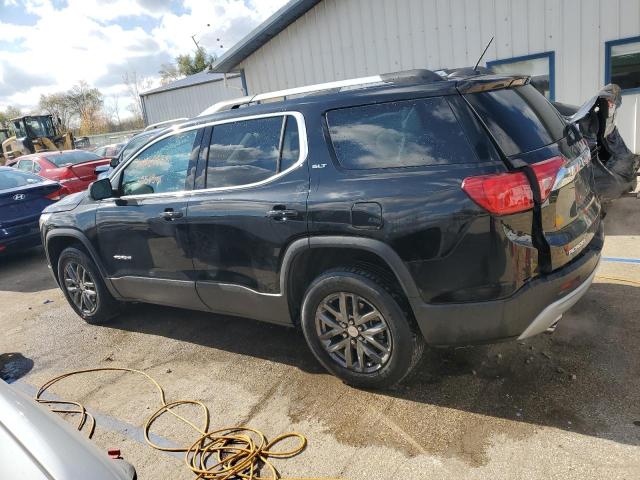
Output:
[603,196,640,236]
[110,280,640,452]
[0,247,56,293]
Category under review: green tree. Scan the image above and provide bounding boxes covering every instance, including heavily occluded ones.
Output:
[176,46,216,76]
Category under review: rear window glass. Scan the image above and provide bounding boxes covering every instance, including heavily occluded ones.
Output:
[0,169,43,190]
[326,97,475,169]
[46,150,102,167]
[464,84,567,156]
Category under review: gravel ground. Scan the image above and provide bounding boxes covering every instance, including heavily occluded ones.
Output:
[1,197,639,479]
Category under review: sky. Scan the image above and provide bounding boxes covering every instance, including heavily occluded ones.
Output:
[0,0,289,116]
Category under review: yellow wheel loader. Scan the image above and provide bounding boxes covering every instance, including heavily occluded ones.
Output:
[1,115,74,162]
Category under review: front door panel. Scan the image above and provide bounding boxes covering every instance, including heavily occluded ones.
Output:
[95,127,205,310]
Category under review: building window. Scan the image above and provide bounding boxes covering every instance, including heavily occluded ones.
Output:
[605,36,640,94]
[487,52,555,101]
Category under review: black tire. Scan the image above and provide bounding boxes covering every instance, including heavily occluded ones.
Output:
[301,267,425,389]
[57,247,121,325]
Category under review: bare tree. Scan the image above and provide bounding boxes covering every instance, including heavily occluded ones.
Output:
[39,92,74,132]
[66,81,104,134]
[123,71,152,126]
[159,63,182,85]
[104,94,122,128]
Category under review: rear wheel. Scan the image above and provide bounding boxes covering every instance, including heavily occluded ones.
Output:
[301,268,424,389]
[57,247,121,324]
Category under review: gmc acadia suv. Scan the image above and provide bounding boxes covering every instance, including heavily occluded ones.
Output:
[40,69,603,388]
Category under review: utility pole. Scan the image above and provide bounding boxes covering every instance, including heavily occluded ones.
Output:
[191,34,200,50]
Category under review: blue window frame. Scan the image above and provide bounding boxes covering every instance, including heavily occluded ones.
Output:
[605,36,640,95]
[487,51,555,101]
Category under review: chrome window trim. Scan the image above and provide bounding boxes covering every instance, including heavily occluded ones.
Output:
[111,111,308,200]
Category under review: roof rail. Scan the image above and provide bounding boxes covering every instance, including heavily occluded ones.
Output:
[197,69,441,116]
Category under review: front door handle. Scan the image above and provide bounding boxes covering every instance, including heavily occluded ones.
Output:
[266,208,298,220]
[160,209,183,220]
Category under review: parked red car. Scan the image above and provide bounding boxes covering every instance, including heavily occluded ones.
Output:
[6,150,110,195]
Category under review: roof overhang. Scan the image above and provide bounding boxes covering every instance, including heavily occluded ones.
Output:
[210,0,322,73]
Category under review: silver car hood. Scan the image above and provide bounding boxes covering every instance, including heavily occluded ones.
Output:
[0,379,132,480]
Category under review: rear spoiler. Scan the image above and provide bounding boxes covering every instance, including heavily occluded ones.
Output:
[455,75,530,94]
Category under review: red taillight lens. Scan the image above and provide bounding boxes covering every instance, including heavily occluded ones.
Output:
[462,156,565,215]
[532,157,565,201]
[46,187,69,201]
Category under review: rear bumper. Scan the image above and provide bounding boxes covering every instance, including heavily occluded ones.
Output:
[412,223,603,346]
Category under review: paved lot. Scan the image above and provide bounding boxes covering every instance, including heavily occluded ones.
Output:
[1,197,639,479]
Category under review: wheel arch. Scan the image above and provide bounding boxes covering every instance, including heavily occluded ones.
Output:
[45,228,119,298]
[282,236,421,325]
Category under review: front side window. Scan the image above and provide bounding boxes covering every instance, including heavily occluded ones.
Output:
[607,37,640,91]
[487,52,555,100]
[205,115,300,189]
[121,130,197,196]
[327,97,475,169]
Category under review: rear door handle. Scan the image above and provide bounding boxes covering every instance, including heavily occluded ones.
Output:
[266,208,298,220]
[160,209,183,220]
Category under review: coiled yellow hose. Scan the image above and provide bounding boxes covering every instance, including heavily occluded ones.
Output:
[36,367,332,480]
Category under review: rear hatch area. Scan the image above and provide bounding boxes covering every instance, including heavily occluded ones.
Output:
[462,82,601,275]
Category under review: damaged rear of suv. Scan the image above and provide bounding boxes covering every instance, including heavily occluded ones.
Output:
[417,76,603,345]
[41,69,603,388]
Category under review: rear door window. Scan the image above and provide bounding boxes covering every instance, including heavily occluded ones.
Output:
[205,115,301,189]
[326,97,476,169]
[464,84,567,157]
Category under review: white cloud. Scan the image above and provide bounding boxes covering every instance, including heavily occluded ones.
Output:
[0,0,288,115]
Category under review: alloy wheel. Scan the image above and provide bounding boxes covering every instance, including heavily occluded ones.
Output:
[63,262,98,315]
[315,292,393,373]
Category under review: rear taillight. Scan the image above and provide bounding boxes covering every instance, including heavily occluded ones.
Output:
[46,187,69,201]
[462,157,565,215]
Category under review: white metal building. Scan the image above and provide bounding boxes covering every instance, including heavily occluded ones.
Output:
[140,70,243,125]
[211,0,640,151]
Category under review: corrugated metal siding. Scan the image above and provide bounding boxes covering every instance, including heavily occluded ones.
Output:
[141,76,243,125]
[238,0,640,149]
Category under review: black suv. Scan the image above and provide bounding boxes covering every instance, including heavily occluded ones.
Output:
[40,70,603,388]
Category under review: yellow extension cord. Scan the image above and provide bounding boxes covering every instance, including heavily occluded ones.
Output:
[595,274,640,287]
[36,367,334,480]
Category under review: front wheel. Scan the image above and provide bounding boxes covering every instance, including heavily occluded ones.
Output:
[300,268,424,389]
[57,247,121,325]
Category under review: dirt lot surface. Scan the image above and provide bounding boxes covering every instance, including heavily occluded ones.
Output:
[1,197,639,479]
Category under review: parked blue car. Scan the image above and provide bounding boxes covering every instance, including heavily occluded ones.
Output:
[0,167,63,254]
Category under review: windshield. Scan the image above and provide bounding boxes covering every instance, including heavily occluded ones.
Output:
[0,169,44,190]
[45,150,102,167]
[14,117,56,139]
[121,132,157,161]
